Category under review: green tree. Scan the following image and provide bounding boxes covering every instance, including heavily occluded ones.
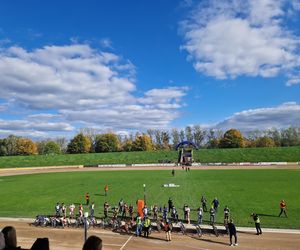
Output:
[132,135,153,151]
[206,129,222,148]
[267,128,281,147]
[43,141,61,154]
[281,127,300,147]
[171,128,180,150]
[193,125,206,148]
[185,126,193,142]
[154,130,162,150]
[94,133,120,152]
[255,136,275,147]
[5,135,20,155]
[161,131,170,150]
[67,133,91,154]
[220,129,244,148]
[179,129,185,142]
[0,139,8,156]
[122,139,134,152]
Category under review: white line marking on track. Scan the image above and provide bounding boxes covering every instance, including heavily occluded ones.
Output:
[104,243,123,247]
[120,235,133,250]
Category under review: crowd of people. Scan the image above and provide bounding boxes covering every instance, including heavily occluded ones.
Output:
[42,193,287,246]
[2,197,288,249]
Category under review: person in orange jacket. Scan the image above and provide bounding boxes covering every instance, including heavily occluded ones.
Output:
[279,200,287,217]
[104,184,108,196]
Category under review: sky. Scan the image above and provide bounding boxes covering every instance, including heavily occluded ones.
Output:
[0,0,300,139]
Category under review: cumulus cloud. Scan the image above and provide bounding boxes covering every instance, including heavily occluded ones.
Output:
[214,102,300,131]
[0,44,187,138]
[180,0,300,85]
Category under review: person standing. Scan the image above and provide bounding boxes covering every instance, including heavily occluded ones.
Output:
[103,201,109,218]
[197,207,203,225]
[153,204,158,220]
[136,215,142,236]
[251,213,262,235]
[143,205,148,217]
[172,169,175,177]
[279,200,287,217]
[79,204,84,217]
[143,216,151,237]
[55,202,61,216]
[85,193,90,206]
[186,205,191,224]
[90,202,95,217]
[201,195,207,212]
[212,197,219,213]
[168,198,173,213]
[129,204,134,220]
[164,221,172,241]
[104,184,108,196]
[122,203,128,219]
[171,206,179,223]
[69,203,75,219]
[210,206,216,225]
[228,219,238,246]
[62,203,67,218]
[224,205,230,220]
[163,205,168,220]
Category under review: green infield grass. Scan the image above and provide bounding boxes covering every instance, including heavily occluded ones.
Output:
[0,169,299,229]
[0,146,300,168]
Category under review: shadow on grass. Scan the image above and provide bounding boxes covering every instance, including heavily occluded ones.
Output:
[94,193,106,197]
[258,213,278,218]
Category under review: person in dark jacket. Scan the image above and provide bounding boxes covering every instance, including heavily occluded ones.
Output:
[227,219,238,246]
[251,213,262,235]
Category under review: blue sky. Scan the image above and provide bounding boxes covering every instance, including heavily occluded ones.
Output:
[0,0,300,139]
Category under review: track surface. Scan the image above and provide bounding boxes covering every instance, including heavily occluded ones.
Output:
[1,164,299,249]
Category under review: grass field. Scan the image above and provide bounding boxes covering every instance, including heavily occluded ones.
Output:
[0,168,299,229]
[0,146,300,168]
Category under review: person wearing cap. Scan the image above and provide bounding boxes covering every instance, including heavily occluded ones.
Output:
[279,200,287,217]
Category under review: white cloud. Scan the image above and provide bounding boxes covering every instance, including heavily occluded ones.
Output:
[100,38,113,49]
[286,78,300,86]
[0,44,187,137]
[139,87,187,109]
[0,119,73,132]
[214,102,300,131]
[180,0,300,84]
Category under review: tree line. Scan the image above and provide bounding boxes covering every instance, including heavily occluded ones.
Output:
[1,126,300,156]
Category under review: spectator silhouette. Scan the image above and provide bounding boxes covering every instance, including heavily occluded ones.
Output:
[30,238,49,250]
[82,236,102,250]
[0,232,6,250]
[1,226,20,249]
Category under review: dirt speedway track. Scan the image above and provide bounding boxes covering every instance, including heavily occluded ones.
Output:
[1,220,300,250]
[1,164,299,249]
